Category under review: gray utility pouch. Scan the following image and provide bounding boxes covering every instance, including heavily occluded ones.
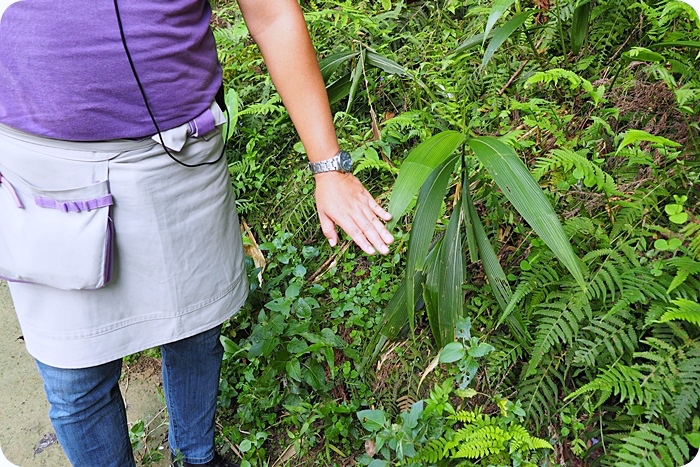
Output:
[0,162,114,290]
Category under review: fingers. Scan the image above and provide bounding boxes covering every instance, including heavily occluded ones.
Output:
[369,200,392,222]
[319,212,338,247]
[315,173,395,255]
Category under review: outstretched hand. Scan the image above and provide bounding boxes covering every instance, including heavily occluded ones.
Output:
[314,172,394,255]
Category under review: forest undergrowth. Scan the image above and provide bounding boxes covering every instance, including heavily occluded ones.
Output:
[152,1,700,466]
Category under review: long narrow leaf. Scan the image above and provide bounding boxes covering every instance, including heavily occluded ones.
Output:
[649,40,700,49]
[425,207,464,348]
[346,49,365,113]
[469,203,512,311]
[483,0,517,46]
[570,0,592,55]
[387,131,465,229]
[453,29,498,55]
[376,270,424,341]
[461,165,478,263]
[406,157,458,333]
[482,11,534,69]
[468,137,586,290]
[469,203,530,343]
[326,72,352,106]
[366,51,407,76]
[318,51,358,82]
[423,238,444,347]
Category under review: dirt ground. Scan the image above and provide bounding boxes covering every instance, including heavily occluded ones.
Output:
[0,281,169,467]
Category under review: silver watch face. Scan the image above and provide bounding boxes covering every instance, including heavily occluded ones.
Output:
[339,151,353,172]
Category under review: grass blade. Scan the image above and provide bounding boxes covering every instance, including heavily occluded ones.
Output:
[387,131,465,229]
[467,136,586,290]
[481,11,534,69]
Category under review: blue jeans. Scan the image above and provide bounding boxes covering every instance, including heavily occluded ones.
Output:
[36,325,225,466]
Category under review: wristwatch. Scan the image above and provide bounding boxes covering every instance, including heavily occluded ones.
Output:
[308,150,353,174]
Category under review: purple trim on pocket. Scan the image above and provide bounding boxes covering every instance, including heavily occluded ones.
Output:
[104,214,115,285]
[35,194,113,212]
[0,172,25,208]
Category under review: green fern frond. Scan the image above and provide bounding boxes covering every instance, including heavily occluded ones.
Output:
[665,257,700,294]
[566,364,647,407]
[614,424,690,467]
[533,148,618,196]
[672,349,700,427]
[682,222,700,259]
[658,299,700,327]
[528,291,591,373]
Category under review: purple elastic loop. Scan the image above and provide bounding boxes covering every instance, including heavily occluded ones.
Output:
[190,110,216,137]
[35,194,113,212]
[0,173,24,209]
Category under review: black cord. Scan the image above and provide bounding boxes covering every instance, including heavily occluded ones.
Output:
[112,0,229,168]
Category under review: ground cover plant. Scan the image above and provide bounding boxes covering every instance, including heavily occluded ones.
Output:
[202,0,700,465]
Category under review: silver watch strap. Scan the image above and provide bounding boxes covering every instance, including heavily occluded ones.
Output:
[308,151,341,174]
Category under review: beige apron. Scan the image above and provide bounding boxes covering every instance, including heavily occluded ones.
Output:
[0,122,248,369]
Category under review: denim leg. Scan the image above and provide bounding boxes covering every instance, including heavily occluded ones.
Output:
[35,359,136,467]
[161,325,224,465]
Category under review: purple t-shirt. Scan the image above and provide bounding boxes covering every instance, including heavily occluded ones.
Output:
[0,0,222,141]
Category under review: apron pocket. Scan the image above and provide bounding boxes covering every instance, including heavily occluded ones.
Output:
[0,164,114,290]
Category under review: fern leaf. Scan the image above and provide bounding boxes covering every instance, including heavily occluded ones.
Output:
[658,299,700,327]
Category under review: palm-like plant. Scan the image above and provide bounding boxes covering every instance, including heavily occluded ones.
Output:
[373,131,587,351]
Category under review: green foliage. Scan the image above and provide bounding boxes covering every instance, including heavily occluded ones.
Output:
[208,0,700,464]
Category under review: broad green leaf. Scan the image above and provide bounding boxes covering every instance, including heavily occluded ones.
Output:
[405,157,458,333]
[622,47,666,63]
[223,89,239,142]
[303,361,327,391]
[482,11,534,69]
[570,0,592,55]
[483,0,517,46]
[285,359,302,382]
[424,205,463,348]
[346,49,365,113]
[318,51,357,82]
[439,342,466,363]
[468,342,496,358]
[387,131,465,229]
[326,72,352,106]
[468,137,586,290]
[357,410,387,431]
[617,129,681,153]
[366,51,407,76]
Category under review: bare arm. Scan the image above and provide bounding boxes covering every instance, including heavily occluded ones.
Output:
[236,0,394,255]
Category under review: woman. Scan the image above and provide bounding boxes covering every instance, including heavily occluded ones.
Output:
[0,0,393,465]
